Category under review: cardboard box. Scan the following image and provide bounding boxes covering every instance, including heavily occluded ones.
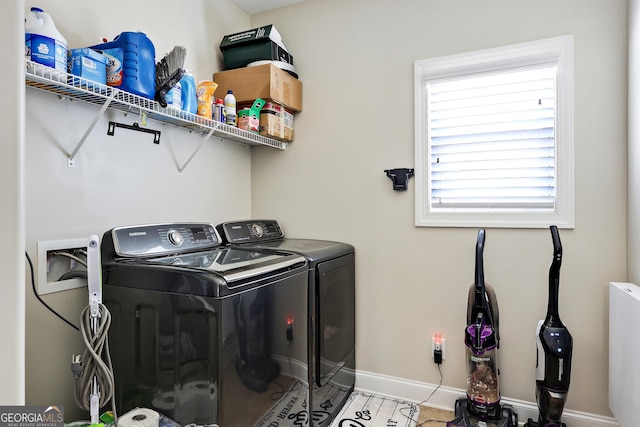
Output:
[213,64,302,112]
[240,101,295,142]
[68,48,108,85]
[220,25,293,70]
[260,113,294,142]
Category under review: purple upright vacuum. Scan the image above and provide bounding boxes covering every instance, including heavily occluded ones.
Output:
[448,229,517,427]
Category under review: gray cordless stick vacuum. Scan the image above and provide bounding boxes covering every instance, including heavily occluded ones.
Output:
[525,225,573,427]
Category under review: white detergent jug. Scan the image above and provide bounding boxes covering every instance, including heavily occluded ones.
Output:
[25,7,67,72]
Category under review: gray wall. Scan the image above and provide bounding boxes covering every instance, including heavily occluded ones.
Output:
[250,0,627,418]
[0,0,629,422]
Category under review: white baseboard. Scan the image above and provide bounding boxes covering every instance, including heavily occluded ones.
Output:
[354,370,620,427]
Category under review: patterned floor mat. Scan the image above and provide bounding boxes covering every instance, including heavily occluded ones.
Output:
[255,380,352,426]
[329,390,419,427]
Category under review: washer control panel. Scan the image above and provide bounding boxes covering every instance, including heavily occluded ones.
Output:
[112,223,221,257]
[217,220,284,244]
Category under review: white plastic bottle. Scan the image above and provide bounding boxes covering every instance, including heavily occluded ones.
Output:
[25,7,68,72]
[165,81,182,112]
[224,90,237,126]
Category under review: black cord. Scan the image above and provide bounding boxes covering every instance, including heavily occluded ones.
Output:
[400,364,449,426]
[26,251,79,331]
[269,381,286,401]
[269,340,298,402]
[418,362,443,406]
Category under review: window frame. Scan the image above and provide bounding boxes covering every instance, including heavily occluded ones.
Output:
[414,35,574,228]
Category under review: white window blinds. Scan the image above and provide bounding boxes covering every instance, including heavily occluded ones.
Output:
[428,66,557,211]
[414,35,574,228]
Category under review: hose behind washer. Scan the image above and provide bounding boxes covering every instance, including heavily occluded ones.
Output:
[74,303,118,423]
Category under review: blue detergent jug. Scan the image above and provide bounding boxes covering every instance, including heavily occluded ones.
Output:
[90,32,156,99]
[180,71,197,114]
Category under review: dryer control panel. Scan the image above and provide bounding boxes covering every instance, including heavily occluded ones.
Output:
[217,220,284,244]
[111,223,221,257]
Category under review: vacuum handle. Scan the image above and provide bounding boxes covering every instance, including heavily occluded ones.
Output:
[547,225,563,324]
[475,229,485,290]
[551,225,562,265]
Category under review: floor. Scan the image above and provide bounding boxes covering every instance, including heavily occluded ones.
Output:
[417,405,454,426]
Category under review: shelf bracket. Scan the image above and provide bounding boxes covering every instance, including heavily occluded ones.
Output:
[177,127,217,176]
[68,96,113,166]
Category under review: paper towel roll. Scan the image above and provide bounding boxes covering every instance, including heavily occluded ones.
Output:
[118,408,160,427]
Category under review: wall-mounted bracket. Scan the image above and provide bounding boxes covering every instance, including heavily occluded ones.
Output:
[384,168,414,191]
[107,121,161,144]
[177,127,218,176]
[68,95,114,166]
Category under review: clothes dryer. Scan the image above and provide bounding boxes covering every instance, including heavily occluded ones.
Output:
[101,222,310,427]
[216,220,356,427]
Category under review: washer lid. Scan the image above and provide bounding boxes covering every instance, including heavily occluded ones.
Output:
[246,239,354,262]
[149,246,305,284]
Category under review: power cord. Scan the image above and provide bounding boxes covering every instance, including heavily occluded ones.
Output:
[401,363,449,426]
[25,251,79,331]
[269,332,298,402]
[72,303,118,425]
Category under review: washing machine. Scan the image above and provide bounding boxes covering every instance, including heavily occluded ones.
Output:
[100,222,311,427]
[216,219,356,427]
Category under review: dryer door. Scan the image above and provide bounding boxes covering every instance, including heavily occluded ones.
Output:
[315,253,355,387]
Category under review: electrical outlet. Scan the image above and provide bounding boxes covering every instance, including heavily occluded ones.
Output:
[286,318,294,341]
[432,334,446,361]
[37,238,90,295]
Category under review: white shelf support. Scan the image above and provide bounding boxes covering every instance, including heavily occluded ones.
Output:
[68,95,114,166]
[178,127,217,176]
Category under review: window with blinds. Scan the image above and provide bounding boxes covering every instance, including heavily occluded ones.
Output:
[428,67,556,210]
[414,36,574,228]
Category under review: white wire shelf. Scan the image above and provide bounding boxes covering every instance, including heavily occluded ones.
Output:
[24,60,288,152]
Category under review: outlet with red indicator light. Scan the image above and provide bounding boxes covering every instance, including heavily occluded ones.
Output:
[432,333,446,364]
[286,318,294,341]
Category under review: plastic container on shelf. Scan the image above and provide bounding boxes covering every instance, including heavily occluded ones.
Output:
[89,32,156,99]
[196,81,218,119]
[25,7,68,72]
[165,80,182,111]
[180,71,197,114]
[224,90,237,126]
[213,99,225,123]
